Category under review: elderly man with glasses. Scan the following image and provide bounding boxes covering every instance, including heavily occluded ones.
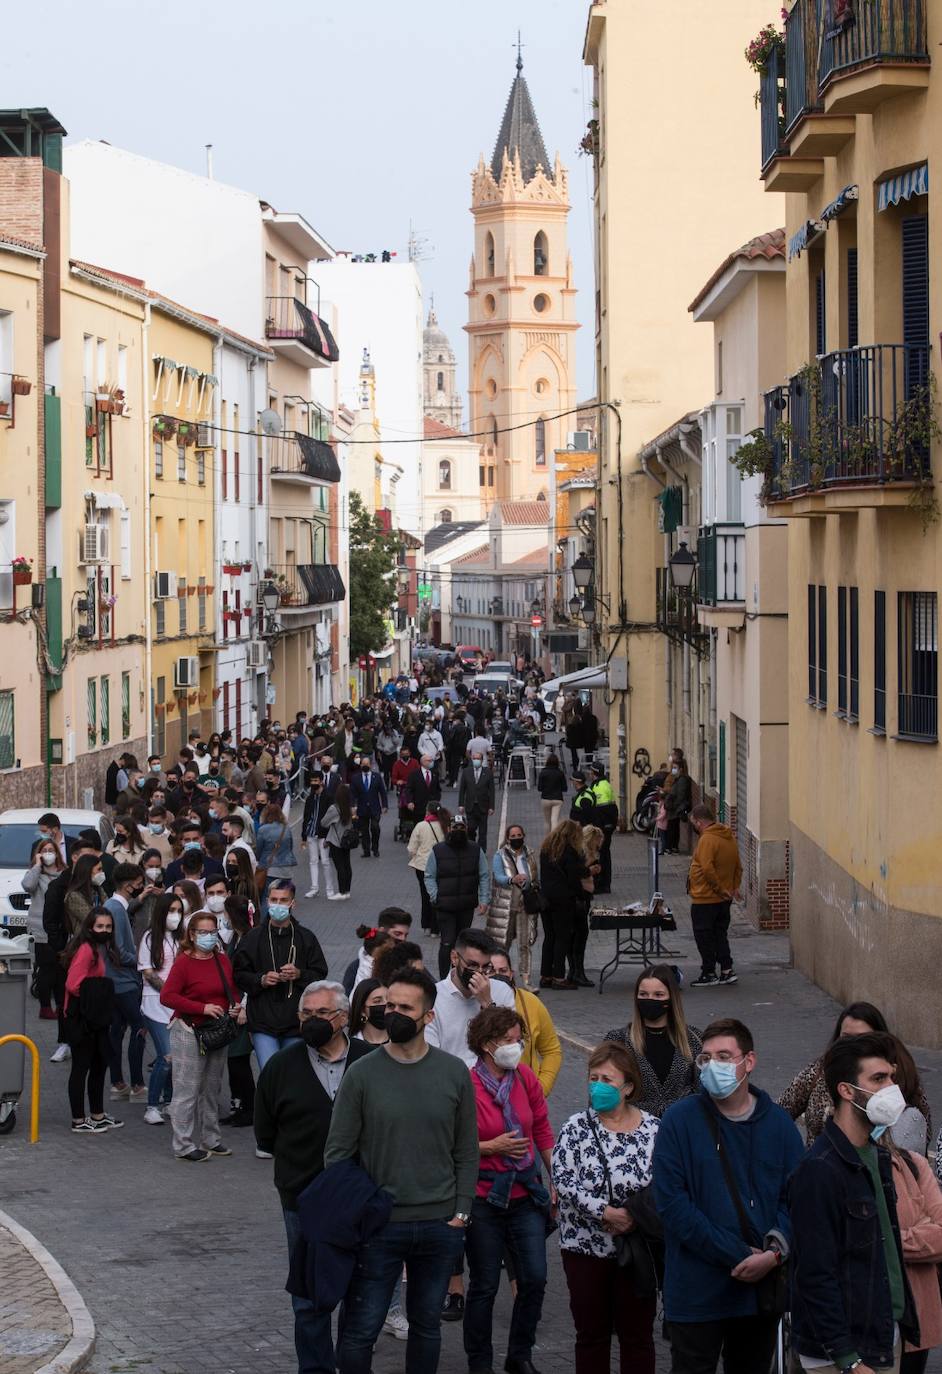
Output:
[424,928,515,1068]
[255,979,374,1374]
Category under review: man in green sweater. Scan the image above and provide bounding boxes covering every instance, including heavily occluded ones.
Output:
[325,966,479,1374]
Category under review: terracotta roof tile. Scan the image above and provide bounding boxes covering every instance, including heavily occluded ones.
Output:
[688,228,785,313]
[0,234,44,256]
[497,500,550,525]
[424,416,464,439]
[451,543,490,566]
[509,548,548,566]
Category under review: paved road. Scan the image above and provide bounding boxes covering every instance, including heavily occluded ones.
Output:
[2,773,940,1374]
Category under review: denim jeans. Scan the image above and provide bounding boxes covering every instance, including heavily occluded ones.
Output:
[252,1031,302,1072]
[142,1015,172,1108]
[339,1217,465,1374]
[464,1196,548,1371]
[284,1206,337,1374]
[108,986,146,1087]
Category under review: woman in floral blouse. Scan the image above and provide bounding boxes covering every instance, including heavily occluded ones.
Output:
[552,1042,660,1374]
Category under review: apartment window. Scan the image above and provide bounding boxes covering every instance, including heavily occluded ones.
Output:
[257,433,263,504]
[439,460,451,490]
[177,443,186,482]
[117,344,128,396]
[807,584,816,701]
[154,439,164,479]
[155,600,165,639]
[837,586,847,715]
[87,410,112,477]
[847,248,859,349]
[902,215,930,397]
[716,340,723,396]
[221,449,228,500]
[198,575,207,633]
[196,450,205,485]
[178,587,188,634]
[874,590,886,732]
[222,589,230,641]
[479,465,485,487]
[0,690,13,768]
[234,451,240,502]
[818,585,827,705]
[100,676,110,747]
[155,675,166,758]
[87,677,97,748]
[815,269,826,357]
[897,590,938,740]
[809,584,827,706]
[121,671,131,740]
[223,681,231,732]
[849,587,859,721]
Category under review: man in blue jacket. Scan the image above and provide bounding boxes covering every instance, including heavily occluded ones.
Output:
[349,758,388,858]
[788,1031,918,1374]
[653,1016,804,1373]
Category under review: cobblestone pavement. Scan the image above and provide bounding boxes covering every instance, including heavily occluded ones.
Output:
[0,1218,72,1373]
[2,772,941,1373]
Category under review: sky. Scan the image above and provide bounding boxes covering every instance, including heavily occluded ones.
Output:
[4,0,597,412]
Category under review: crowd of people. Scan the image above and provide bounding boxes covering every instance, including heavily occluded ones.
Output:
[24,675,942,1374]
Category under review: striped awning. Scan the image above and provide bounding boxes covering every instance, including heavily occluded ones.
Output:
[788,219,825,261]
[878,163,928,212]
[820,184,859,221]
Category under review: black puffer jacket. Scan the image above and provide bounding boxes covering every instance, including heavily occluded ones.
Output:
[539,845,586,917]
[431,838,481,913]
[233,919,328,1036]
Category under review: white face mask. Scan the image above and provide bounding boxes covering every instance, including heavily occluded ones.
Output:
[40,850,57,866]
[145,867,162,882]
[848,1082,907,1140]
[179,899,191,915]
[206,894,226,914]
[165,912,182,932]
[91,870,106,887]
[492,1042,524,1071]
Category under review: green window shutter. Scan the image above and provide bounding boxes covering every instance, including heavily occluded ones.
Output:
[44,392,61,508]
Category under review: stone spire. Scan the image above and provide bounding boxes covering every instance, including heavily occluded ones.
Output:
[489,54,550,184]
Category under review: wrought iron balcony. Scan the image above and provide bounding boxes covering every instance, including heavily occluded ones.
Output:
[759,44,787,173]
[265,297,339,368]
[697,524,746,607]
[784,0,823,135]
[820,0,928,91]
[765,344,931,500]
[264,563,346,610]
[269,431,341,484]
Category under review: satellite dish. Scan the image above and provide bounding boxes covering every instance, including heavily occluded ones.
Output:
[260,408,282,436]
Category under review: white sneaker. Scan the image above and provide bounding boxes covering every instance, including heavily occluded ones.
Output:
[327,893,344,901]
[383,1309,408,1341]
[144,1106,164,1125]
[50,1044,71,1064]
[255,1147,273,1159]
[339,893,351,901]
[305,890,318,898]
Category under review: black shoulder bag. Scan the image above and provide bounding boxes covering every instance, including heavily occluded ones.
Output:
[699,1101,788,1316]
[193,955,239,1056]
[583,1111,660,1296]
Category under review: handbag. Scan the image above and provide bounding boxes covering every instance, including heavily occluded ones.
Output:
[699,1101,788,1316]
[192,955,239,1056]
[583,1110,656,1288]
[522,882,547,915]
[339,826,360,850]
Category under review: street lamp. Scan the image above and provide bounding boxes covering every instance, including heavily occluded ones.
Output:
[568,594,582,619]
[580,598,597,626]
[260,580,281,616]
[668,541,697,592]
[571,553,594,591]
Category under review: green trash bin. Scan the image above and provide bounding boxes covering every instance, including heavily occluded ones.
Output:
[0,932,32,1134]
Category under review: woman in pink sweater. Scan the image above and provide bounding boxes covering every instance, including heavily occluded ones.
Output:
[891,1141,942,1374]
[63,907,123,1134]
[464,1004,555,1374]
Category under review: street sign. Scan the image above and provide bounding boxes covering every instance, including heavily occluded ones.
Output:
[418,582,432,600]
[530,614,543,628]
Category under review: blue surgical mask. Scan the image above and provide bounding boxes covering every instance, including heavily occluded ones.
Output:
[184,840,202,851]
[699,1059,742,1099]
[195,932,218,952]
[148,823,164,835]
[268,904,291,923]
[589,1081,623,1113]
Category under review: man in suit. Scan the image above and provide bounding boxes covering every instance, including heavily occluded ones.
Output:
[255,980,376,1368]
[349,759,389,858]
[458,749,496,852]
[402,753,442,819]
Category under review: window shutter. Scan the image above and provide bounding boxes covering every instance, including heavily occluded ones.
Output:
[120,509,131,580]
[847,249,858,349]
[902,216,929,396]
[815,270,826,357]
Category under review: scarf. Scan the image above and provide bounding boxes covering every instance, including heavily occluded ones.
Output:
[474,1057,532,1171]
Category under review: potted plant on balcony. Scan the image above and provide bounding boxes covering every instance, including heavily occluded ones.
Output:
[242,560,252,572]
[11,377,31,397]
[222,562,242,575]
[745,21,785,74]
[12,555,33,586]
[578,118,600,158]
[0,401,10,418]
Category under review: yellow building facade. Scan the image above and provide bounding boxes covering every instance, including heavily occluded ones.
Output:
[584,0,784,810]
[757,1,939,1042]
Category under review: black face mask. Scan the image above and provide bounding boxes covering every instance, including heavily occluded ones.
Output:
[367,1004,388,1030]
[508,837,525,850]
[491,973,515,990]
[384,1010,421,1044]
[637,998,669,1023]
[300,1017,335,1050]
[90,930,111,945]
[456,964,476,989]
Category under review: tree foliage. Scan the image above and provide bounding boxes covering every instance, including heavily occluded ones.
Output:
[348,491,399,658]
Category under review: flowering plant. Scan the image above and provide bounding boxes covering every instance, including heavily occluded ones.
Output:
[745,21,785,74]
[11,555,32,574]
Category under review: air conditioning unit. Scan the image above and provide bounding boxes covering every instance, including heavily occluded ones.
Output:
[174,655,200,689]
[246,640,266,669]
[79,524,110,564]
[568,430,592,452]
[196,422,214,448]
[154,571,176,600]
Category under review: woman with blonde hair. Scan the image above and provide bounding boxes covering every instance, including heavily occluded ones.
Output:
[603,963,702,1118]
[538,820,587,991]
[568,824,603,988]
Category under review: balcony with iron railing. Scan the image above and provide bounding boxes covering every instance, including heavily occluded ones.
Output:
[819,0,929,110]
[268,431,341,484]
[763,343,932,512]
[697,524,746,608]
[263,563,346,611]
[264,297,340,370]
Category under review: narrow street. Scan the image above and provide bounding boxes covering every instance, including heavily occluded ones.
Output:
[3,776,941,1374]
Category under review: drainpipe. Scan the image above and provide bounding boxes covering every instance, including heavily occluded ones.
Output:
[143,301,154,757]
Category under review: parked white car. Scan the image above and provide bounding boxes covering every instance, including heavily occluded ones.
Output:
[0,809,114,938]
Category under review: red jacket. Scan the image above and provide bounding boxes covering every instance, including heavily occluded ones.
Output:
[471,1062,554,1200]
[160,949,237,1026]
[390,757,419,794]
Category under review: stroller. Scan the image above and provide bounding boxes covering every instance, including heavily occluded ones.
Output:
[393,782,416,843]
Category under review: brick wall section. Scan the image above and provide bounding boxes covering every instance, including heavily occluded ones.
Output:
[0,160,43,245]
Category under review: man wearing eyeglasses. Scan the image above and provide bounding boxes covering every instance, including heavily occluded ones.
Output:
[255,980,373,1374]
[424,929,514,1069]
[652,1017,804,1374]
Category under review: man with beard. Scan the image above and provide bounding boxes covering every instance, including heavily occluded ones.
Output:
[423,815,491,978]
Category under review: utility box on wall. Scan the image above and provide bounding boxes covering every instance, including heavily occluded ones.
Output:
[609,656,628,692]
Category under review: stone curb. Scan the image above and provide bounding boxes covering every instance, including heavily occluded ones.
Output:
[0,1208,95,1374]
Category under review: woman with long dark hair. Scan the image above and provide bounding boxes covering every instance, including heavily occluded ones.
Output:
[223,845,257,908]
[538,821,587,991]
[604,964,701,1118]
[349,977,388,1047]
[63,907,123,1133]
[221,895,257,1128]
[138,893,184,1125]
[23,835,66,1021]
[322,782,354,899]
[64,853,107,936]
[661,751,691,855]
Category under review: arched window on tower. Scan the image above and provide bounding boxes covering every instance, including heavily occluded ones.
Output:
[534,231,548,276]
[436,371,444,391]
[438,459,452,490]
[485,232,495,277]
[535,417,546,466]
[438,509,453,523]
[491,416,499,448]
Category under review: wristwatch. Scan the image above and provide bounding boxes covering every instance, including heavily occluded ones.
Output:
[839,1360,863,1373]
[454,1212,471,1226]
